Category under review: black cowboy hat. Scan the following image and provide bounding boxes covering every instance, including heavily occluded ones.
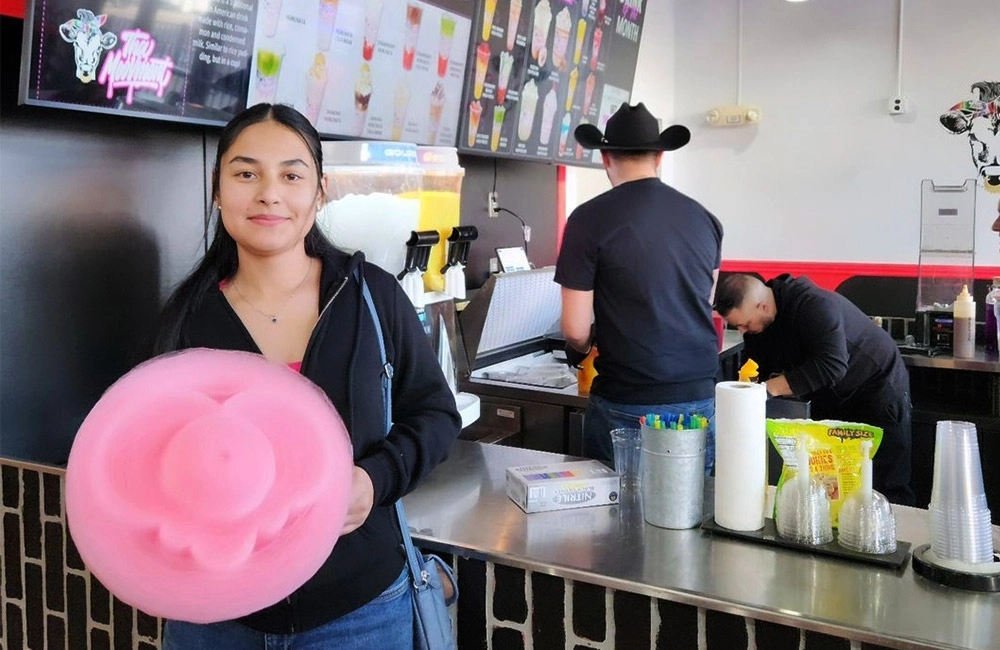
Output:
[575,102,690,152]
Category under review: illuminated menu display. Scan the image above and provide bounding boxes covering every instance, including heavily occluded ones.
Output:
[457,0,646,168]
[20,0,254,125]
[248,0,473,145]
[20,0,473,145]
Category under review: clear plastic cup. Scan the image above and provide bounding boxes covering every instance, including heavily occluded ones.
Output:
[610,427,642,489]
[928,421,994,564]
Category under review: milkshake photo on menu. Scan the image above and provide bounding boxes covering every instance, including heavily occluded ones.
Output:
[428,82,446,143]
[474,42,490,100]
[531,0,552,66]
[507,0,523,51]
[353,62,373,136]
[497,51,514,104]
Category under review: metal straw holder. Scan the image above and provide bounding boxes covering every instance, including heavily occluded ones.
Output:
[640,424,706,529]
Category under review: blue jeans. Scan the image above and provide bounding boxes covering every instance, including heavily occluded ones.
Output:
[162,568,412,650]
[584,394,716,475]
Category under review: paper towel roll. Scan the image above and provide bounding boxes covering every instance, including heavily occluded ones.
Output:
[714,381,767,531]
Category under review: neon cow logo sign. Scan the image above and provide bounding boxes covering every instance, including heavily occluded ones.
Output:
[59,9,118,83]
[940,81,1000,194]
[98,29,175,105]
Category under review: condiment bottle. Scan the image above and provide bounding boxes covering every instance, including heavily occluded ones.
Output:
[985,276,1000,355]
[952,284,975,359]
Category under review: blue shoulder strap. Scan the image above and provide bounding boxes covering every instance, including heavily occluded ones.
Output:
[358,272,429,587]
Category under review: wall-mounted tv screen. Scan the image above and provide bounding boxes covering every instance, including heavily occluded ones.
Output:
[456,0,646,168]
[19,0,474,145]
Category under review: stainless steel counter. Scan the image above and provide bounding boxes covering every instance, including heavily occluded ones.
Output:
[901,347,1000,373]
[403,440,1000,650]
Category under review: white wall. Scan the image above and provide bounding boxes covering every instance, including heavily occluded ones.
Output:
[570,0,1000,267]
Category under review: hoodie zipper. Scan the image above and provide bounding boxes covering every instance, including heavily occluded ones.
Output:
[299,272,351,376]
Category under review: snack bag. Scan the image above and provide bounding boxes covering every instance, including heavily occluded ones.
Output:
[766,419,883,528]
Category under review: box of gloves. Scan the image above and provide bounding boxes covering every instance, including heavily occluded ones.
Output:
[505,460,621,513]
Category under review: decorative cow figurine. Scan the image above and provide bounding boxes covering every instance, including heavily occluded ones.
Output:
[940,81,1000,194]
[60,9,118,84]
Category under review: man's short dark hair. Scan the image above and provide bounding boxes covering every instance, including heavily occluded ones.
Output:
[714,274,758,316]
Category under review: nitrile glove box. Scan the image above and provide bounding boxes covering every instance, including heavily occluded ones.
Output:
[505,460,621,513]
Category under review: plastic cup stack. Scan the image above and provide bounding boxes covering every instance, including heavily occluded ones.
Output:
[927,421,994,565]
[838,440,897,554]
[775,434,833,545]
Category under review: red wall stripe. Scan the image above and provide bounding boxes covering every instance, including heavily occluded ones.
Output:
[0,0,24,18]
[555,165,566,254]
[721,260,1000,292]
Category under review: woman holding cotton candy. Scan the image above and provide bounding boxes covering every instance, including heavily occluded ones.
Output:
[148,103,461,647]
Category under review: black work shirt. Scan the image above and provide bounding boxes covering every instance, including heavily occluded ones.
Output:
[744,275,907,414]
[555,178,723,404]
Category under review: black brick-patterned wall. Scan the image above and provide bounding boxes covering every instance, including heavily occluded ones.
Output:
[2,459,899,650]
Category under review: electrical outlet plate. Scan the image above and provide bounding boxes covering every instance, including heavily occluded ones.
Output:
[705,104,762,127]
[488,191,499,218]
[888,96,908,115]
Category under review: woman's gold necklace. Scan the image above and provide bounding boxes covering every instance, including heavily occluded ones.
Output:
[231,258,313,324]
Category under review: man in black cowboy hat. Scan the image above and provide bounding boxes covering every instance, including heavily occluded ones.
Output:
[555,102,724,472]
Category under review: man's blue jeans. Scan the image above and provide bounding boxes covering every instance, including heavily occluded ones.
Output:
[162,568,412,650]
[584,394,716,476]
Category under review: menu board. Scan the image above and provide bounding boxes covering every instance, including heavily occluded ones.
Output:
[457,0,646,168]
[20,0,254,125]
[248,0,472,144]
[19,0,473,144]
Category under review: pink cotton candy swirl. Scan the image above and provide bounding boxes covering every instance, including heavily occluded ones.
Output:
[66,349,354,623]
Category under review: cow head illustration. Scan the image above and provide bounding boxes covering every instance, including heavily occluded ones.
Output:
[60,9,118,84]
[940,81,1000,194]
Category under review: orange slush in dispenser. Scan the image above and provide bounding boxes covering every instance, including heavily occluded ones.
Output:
[410,147,465,292]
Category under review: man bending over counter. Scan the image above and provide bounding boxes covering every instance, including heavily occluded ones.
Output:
[714,273,915,505]
[555,103,724,474]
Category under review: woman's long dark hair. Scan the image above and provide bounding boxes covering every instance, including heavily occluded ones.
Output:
[151,103,336,355]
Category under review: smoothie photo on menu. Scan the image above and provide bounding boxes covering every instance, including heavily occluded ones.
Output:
[392,80,411,141]
[491,104,506,152]
[254,47,283,104]
[305,53,327,125]
[363,0,384,61]
[573,18,587,65]
[497,51,514,104]
[403,3,423,72]
[474,42,490,100]
[468,99,483,147]
[317,0,338,51]
[482,0,498,41]
[438,14,456,77]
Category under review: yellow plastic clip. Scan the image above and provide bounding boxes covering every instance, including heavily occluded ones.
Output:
[738,359,759,383]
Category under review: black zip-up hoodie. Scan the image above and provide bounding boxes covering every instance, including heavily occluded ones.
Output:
[175,249,461,633]
[742,274,907,415]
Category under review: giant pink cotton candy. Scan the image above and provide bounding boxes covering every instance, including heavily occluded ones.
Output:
[65,348,354,623]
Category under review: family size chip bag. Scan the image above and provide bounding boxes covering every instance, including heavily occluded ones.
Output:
[766,419,883,528]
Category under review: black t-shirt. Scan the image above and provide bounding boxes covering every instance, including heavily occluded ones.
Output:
[555,178,723,404]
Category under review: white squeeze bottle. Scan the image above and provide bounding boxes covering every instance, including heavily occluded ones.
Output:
[952,284,975,359]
